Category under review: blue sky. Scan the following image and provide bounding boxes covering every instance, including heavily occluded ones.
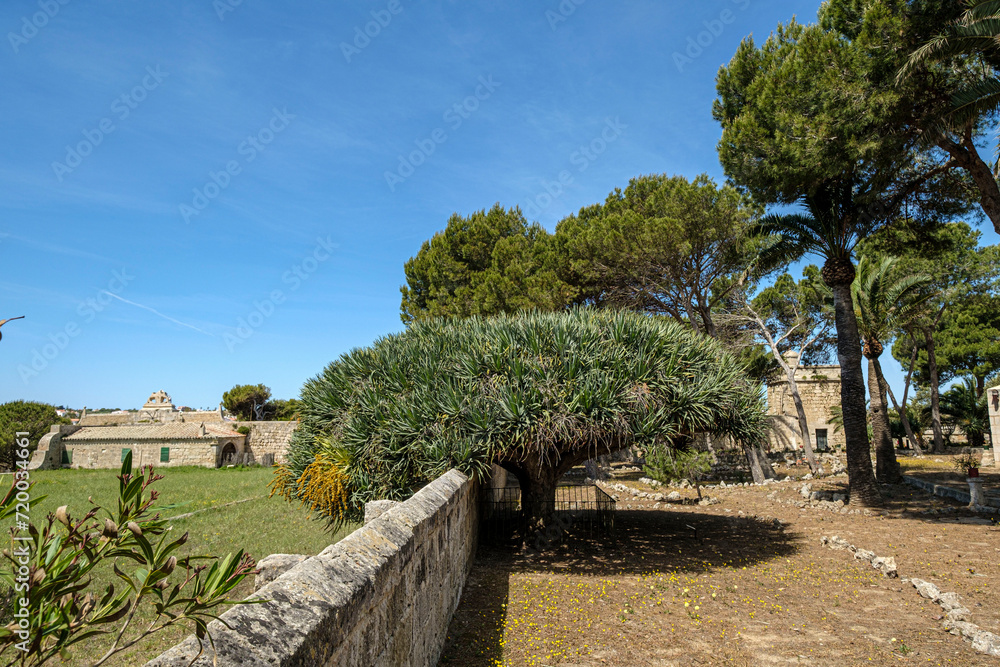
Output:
[1,0,996,409]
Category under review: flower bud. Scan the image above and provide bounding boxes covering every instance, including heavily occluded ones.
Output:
[55,506,70,526]
[102,519,119,538]
[164,556,177,575]
[127,522,142,538]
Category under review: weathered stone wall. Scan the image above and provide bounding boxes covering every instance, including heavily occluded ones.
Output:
[234,421,298,464]
[79,410,224,427]
[989,387,1000,460]
[147,469,479,667]
[78,414,133,426]
[31,429,249,470]
[766,364,845,452]
[28,425,80,470]
[62,439,218,468]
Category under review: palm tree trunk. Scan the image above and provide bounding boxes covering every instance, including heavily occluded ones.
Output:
[831,282,881,506]
[925,328,945,453]
[868,356,900,484]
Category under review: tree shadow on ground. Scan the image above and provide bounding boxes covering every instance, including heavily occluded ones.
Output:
[514,507,797,575]
[438,508,800,666]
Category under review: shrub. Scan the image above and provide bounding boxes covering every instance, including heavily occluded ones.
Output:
[644,447,713,498]
[952,448,981,474]
[0,402,68,472]
[0,452,256,665]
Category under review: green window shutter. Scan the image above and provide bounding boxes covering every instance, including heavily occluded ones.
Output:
[160,447,170,463]
[62,449,72,465]
[816,429,828,451]
[121,448,131,462]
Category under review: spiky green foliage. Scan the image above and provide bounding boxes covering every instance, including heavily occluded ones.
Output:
[901,0,1000,129]
[274,309,768,528]
[853,254,934,480]
[853,254,934,354]
[939,377,991,447]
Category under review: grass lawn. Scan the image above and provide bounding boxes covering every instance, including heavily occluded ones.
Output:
[2,465,358,666]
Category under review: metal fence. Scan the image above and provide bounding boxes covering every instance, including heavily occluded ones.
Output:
[480,483,615,548]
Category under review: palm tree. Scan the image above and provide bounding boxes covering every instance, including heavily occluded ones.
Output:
[900,0,1000,233]
[828,403,872,440]
[939,377,991,448]
[903,1,1000,132]
[852,254,933,482]
[755,193,883,506]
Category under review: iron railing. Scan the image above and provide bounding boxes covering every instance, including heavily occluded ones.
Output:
[480,483,615,548]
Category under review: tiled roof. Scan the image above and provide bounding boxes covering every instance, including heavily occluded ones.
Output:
[64,423,241,441]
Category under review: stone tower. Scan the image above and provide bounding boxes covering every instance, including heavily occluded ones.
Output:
[765,352,844,452]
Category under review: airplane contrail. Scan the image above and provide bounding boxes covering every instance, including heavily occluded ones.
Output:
[102,292,214,336]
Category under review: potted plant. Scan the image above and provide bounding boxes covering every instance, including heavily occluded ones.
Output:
[953,449,981,478]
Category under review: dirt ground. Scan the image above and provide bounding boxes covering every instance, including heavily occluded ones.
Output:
[440,459,1000,666]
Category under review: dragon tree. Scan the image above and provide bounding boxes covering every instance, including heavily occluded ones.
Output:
[271,309,769,529]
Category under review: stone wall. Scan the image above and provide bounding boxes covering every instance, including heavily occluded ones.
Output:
[78,414,132,426]
[79,410,224,427]
[63,439,221,469]
[234,421,298,464]
[766,364,845,452]
[28,425,80,470]
[147,469,479,667]
[30,425,247,470]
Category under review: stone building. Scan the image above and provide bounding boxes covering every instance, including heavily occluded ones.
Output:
[34,422,245,469]
[766,352,845,452]
[989,386,1000,461]
[29,390,299,470]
